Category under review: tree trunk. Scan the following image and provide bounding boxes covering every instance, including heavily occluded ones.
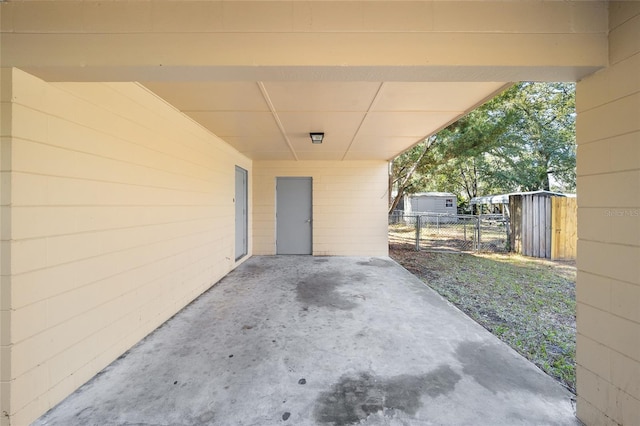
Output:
[387,139,433,214]
[388,186,405,214]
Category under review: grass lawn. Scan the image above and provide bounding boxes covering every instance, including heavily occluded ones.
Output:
[389,239,577,393]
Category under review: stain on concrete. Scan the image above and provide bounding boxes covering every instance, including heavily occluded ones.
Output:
[196,410,215,423]
[237,263,268,278]
[314,365,460,425]
[357,258,394,268]
[314,258,330,263]
[73,406,97,422]
[455,341,553,395]
[296,272,358,310]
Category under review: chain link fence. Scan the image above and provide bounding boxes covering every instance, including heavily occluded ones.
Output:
[389,212,510,253]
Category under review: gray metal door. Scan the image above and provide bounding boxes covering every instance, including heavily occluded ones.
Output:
[235,166,248,260]
[276,177,312,255]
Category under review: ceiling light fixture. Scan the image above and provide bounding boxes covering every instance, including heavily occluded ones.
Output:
[310,132,324,144]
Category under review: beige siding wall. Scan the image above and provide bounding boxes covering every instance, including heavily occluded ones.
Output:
[0,1,607,82]
[0,68,251,425]
[575,2,640,425]
[253,161,388,256]
[1,68,13,426]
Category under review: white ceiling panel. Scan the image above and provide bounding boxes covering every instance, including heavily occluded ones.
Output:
[348,136,424,153]
[296,151,349,161]
[288,134,353,154]
[242,151,297,161]
[358,112,460,137]
[144,81,509,161]
[263,82,381,112]
[343,150,400,161]
[144,82,269,111]
[278,111,366,152]
[277,111,366,134]
[185,111,281,137]
[220,136,291,153]
[374,82,507,112]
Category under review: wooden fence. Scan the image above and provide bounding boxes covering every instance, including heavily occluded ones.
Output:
[551,197,577,260]
[509,194,577,260]
[510,194,552,258]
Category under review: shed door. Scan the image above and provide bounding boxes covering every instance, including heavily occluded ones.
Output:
[235,166,248,261]
[276,177,312,255]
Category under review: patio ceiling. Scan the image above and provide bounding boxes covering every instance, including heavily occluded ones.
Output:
[143,81,509,161]
[2,0,605,162]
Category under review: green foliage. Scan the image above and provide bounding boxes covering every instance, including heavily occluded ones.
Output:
[487,82,576,192]
[390,82,576,211]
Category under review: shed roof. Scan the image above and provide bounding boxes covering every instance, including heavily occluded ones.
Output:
[410,192,457,198]
[470,190,573,205]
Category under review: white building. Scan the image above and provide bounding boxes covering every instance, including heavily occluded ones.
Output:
[404,192,457,222]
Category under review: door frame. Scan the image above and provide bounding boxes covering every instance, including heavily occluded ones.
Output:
[235,166,248,261]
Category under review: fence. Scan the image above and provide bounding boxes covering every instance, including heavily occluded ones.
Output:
[551,197,577,260]
[509,193,552,258]
[509,194,577,260]
[389,212,509,253]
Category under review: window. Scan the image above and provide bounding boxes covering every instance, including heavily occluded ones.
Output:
[445,198,454,208]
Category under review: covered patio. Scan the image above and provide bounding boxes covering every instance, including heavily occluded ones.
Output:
[2,1,638,424]
[35,256,578,425]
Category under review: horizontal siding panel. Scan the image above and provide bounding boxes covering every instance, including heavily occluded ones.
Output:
[610,350,640,401]
[576,271,612,312]
[576,333,611,382]
[11,231,224,307]
[578,240,640,286]
[609,1,640,30]
[4,1,608,35]
[253,160,388,256]
[11,173,218,208]
[577,132,640,176]
[576,53,640,114]
[610,280,640,323]
[4,69,252,423]
[577,92,640,145]
[11,206,225,241]
[11,139,213,192]
[577,170,640,208]
[609,14,640,65]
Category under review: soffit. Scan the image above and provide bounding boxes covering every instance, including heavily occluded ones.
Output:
[143,81,509,161]
[1,1,606,161]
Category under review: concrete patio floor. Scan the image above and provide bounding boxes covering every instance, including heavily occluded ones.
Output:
[35,256,580,426]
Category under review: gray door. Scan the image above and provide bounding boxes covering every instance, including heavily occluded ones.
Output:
[235,166,248,261]
[276,177,312,255]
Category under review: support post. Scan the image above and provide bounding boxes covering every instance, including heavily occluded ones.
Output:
[415,216,421,251]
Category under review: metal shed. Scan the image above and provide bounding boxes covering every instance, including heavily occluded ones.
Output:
[404,192,457,223]
[404,192,457,214]
[471,190,577,259]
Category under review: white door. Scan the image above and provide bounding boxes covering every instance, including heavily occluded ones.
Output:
[235,166,248,260]
[276,177,312,255]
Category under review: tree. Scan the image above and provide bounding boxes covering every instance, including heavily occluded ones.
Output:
[388,89,514,213]
[503,82,576,192]
[388,136,435,213]
[388,82,576,212]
